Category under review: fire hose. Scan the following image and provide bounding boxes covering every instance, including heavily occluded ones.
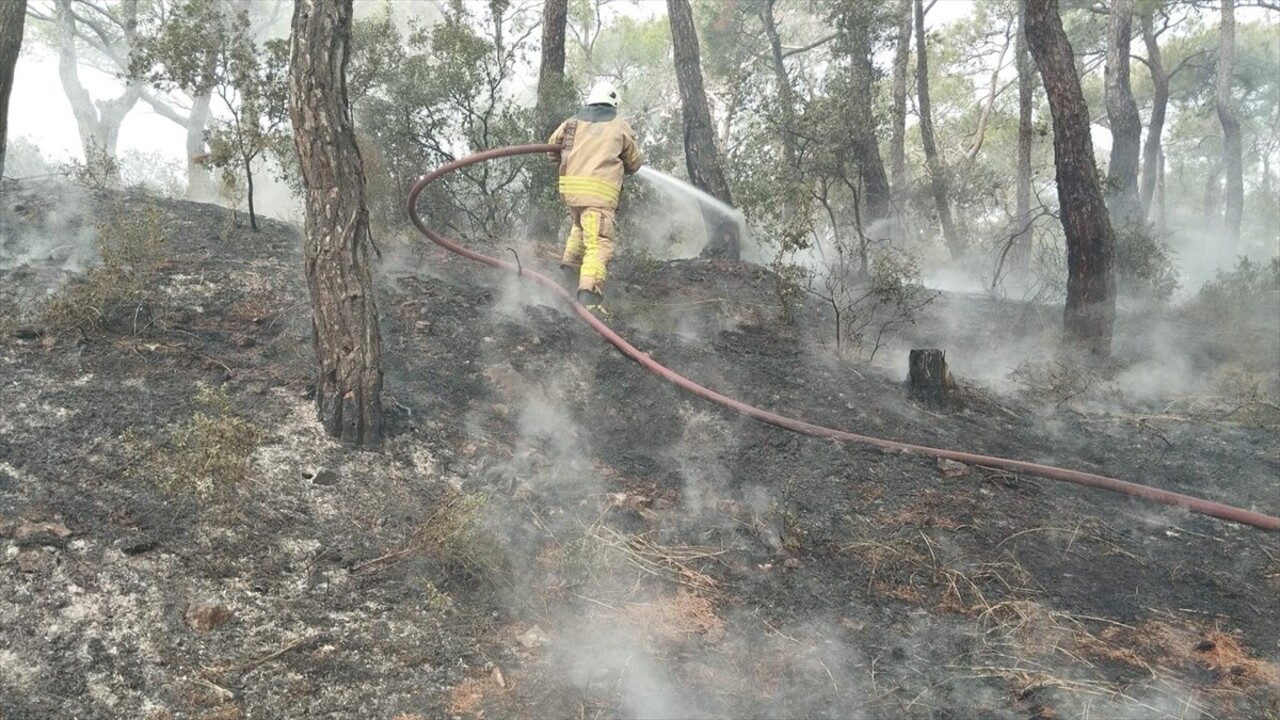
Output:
[407,143,1280,533]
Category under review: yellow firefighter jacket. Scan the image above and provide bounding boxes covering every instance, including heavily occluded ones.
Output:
[548,105,644,210]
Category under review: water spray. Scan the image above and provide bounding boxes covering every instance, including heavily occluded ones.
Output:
[634,166,748,243]
[407,144,1280,533]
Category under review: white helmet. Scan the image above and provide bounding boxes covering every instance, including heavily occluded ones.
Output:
[586,81,619,107]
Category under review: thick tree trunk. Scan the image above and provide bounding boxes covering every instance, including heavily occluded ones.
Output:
[54,0,141,172]
[0,0,25,181]
[1216,0,1243,255]
[890,0,912,193]
[528,0,570,243]
[1138,8,1167,223]
[915,0,961,258]
[1014,1,1034,265]
[1104,0,1142,231]
[290,0,384,446]
[1025,0,1117,357]
[667,0,739,260]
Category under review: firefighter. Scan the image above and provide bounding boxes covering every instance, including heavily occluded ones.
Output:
[547,81,644,315]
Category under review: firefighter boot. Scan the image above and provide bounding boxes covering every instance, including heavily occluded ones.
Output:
[576,288,608,319]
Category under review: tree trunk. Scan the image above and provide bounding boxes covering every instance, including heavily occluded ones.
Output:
[528,0,570,242]
[845,13,892,230]
[186,91,213,199]
[244,155,257,231]
[915,0,961,258]
[890,0,912,193]
[290,0,384,447]
[1216,0,1243,256]
[1153,145,1166,234]
[1014,1,1034,266]
[1202,160,1222,240]
[667,0,739,260]
[1025,0,1116,357]
[1104,0,1141,231]
[1138,7,1167,223]
[0,0,25,181]
[760,0,798,170]
[54,0,142,172]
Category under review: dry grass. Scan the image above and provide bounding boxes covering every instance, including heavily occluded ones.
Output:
[1096,622,1280,691]
[351,490,500,577]
[951,603,1279,718]
[621,589,723,641]
[842,528,1275,716]
[448,678,486,716]
[591,524,723,594]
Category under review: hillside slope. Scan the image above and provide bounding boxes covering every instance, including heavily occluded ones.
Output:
[2,184,1278,719]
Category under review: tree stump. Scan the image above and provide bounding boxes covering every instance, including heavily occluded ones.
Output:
[908,349,956,410]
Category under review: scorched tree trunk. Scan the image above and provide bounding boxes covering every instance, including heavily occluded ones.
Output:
[1025,0,1116,357]
[0,0,25,181]
[290,0,384,446]
[528,0,571,243]
[667,0,740,261]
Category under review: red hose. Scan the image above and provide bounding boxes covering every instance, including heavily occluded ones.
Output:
[407,144,1280,532]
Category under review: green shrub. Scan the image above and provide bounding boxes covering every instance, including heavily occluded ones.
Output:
[1191,256,1280,319]
[1113,222,1180,301]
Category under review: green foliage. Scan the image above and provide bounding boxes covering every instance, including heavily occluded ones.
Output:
[43,204,170,335]
[1190,255,1280,327]
[170,386,263,495]
[350,1,536,237]
[131,0,292,229]
[1112,222,1181,301]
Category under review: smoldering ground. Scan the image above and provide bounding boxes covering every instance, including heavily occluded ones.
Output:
[2,183,1278,719]
[388,196,1278,718]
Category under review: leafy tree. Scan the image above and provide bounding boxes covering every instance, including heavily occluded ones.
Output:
[350,0,536,239]
[24,0,148,177]
[132,0,291,230]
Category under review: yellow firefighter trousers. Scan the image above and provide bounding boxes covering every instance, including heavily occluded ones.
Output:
[560,206,615,295]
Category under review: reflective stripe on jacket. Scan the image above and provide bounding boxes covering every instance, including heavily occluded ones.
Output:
[548,105,644,209]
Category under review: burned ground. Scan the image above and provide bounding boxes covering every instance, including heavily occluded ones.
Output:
[1,183,1278,719]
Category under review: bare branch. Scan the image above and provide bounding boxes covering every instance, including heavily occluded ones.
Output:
[780,33,837,59]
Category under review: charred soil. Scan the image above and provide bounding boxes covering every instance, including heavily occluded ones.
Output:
[1,183,1278,719]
